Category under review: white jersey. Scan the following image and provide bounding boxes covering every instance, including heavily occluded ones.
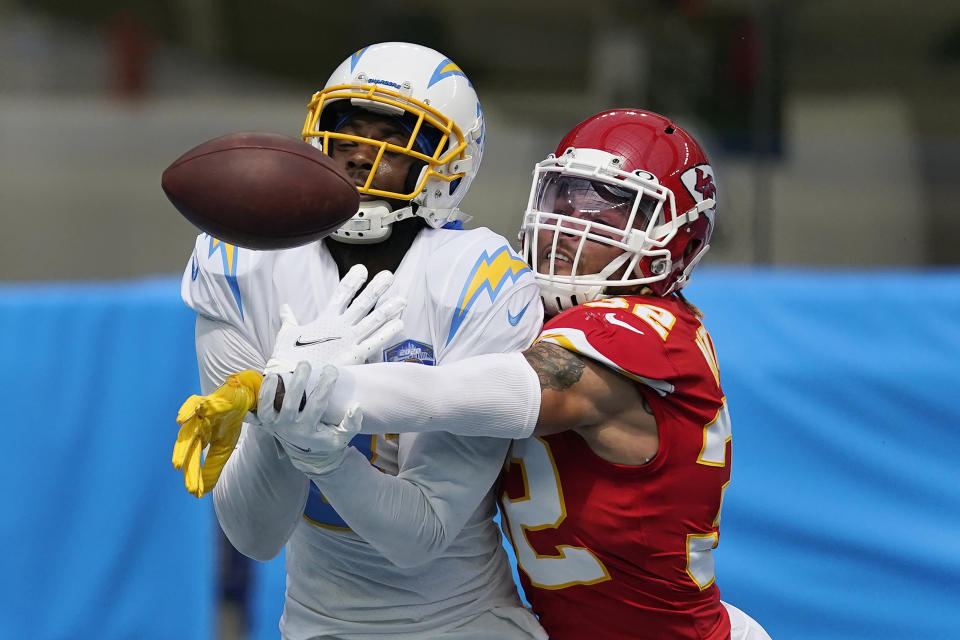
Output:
[181,227,545,639]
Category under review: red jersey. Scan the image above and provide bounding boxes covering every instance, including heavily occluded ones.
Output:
[499,295,732,640]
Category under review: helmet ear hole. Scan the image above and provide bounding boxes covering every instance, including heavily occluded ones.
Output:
[684,238,702,258]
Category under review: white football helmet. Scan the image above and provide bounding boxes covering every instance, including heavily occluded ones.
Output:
[301,42,485,242]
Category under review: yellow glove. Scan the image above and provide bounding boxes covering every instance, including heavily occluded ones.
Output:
[172,370,263,498]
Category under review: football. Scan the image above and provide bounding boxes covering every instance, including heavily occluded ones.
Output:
[161,132,359,249]
[272,375,306,412]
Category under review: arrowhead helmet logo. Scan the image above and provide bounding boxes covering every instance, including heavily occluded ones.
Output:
[679,164,718,225]
[694,167,716,201]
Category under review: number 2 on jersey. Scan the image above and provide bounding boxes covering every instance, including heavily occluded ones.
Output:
[500,438,611,589]
[583,297,677,340]
[687,400,731,589]
[503,316,731,591]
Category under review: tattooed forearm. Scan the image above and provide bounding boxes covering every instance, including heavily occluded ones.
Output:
[523,342,586,392]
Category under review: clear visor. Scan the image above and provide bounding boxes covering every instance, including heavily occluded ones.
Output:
[534,174,655,240]
[522,169,670,290]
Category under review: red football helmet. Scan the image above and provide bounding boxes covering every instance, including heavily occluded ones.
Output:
[519,109,717,314]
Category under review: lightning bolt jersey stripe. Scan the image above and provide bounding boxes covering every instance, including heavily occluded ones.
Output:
[207,238,243,318]
[447,246,531,345]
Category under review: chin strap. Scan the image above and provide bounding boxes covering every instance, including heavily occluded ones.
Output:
[536,248,637,315]
[331,201,413,244]
[419,206,472,230]
[536,279,603,316]
[669,242,710,293]
[331,201,472,244]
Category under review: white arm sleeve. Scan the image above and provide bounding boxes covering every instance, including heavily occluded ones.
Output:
[306,430,510,568]
[196,315,309,561]
[322,351,541,439]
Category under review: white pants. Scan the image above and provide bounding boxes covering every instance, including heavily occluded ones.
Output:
[437,606,548,639]
[287,606,547,640]
[723,601,773,640]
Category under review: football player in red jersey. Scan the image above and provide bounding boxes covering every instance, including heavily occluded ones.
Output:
[261,109,772,639]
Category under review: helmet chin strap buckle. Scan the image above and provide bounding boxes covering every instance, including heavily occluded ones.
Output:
[419,206,472,229]
[450,157,474,174]
[331,201,413,244]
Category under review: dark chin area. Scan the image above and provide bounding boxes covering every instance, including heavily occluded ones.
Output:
[324,216,428,280]
[602,283,650,298]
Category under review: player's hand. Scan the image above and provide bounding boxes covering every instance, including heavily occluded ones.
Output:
[257,361,362,475]
[172,369,262,498]
[264,264,405,374]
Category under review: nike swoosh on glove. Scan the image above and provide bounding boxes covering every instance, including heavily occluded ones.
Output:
[172,369,262,497]
[264,264,405,375]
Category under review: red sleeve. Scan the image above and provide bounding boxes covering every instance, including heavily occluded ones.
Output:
[538,298,681,395]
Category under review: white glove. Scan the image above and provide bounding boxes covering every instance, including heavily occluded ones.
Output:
[257,361,362,475]
[264,264,405,374]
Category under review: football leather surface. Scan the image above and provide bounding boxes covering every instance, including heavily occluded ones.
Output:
[162,132,359,249]
[272,375,306,412]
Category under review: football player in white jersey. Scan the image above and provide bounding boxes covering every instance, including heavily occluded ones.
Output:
[178,42,546,639]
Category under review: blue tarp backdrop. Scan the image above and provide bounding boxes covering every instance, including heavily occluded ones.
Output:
[1,268,958,640]
[0,278,213,639]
